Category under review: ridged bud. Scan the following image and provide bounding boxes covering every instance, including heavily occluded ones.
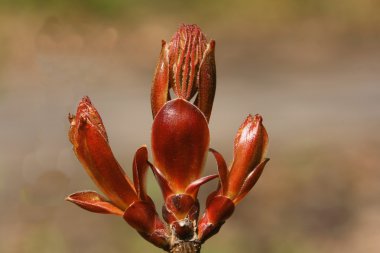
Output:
[151,24,216,122]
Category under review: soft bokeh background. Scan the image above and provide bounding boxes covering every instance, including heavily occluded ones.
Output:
[0,1,379,253]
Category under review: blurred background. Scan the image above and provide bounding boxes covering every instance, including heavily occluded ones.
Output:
[0,1,379,252]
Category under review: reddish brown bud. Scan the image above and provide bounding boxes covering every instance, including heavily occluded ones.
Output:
[226,114,268,201]
[168,24,208,99]
[68,98,168,249]
[198,115,269,242]
[68,96,137,210]
[165,194,196,221]
[123,200,160,234]
[151,24,216,121]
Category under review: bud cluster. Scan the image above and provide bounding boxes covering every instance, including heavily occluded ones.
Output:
[67,24,269,253]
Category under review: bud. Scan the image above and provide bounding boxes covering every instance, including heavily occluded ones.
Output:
[67,97,169,249]
[68,96,137,209]
[198,114,269,241]
[151,24,216,121]
[226,114,268,201]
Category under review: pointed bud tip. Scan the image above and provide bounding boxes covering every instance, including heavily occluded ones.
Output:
[68,113,74,123]
[176,24,203,35]
[210,40,215,49]
[81,96,92,105]
[246,114,263,124]
[171,24,207,52]
[77,97,93,114]
[72,96,108,140]
[76,97,98,119]
[238,114,265,137]
[254,114,263,123]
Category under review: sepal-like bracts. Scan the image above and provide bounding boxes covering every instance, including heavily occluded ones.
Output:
[123,200,169,250]
[198,195,235,242]
[66,191,124,216]
[151,99,210,192]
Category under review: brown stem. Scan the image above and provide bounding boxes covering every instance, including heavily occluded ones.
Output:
[169,241,201,253]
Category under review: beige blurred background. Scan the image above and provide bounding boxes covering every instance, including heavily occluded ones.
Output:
[0,1,379,253]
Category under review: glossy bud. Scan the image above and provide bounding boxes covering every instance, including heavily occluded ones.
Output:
[227,114,269,201]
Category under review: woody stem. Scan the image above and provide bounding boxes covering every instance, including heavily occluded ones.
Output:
[169,241,201,253]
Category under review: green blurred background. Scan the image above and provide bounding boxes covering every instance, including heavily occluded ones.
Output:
[0,1,379,252]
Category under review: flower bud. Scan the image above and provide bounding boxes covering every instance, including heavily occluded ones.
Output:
[226,114,268,200]
[68,96,137,210]
[151,24,216,121]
